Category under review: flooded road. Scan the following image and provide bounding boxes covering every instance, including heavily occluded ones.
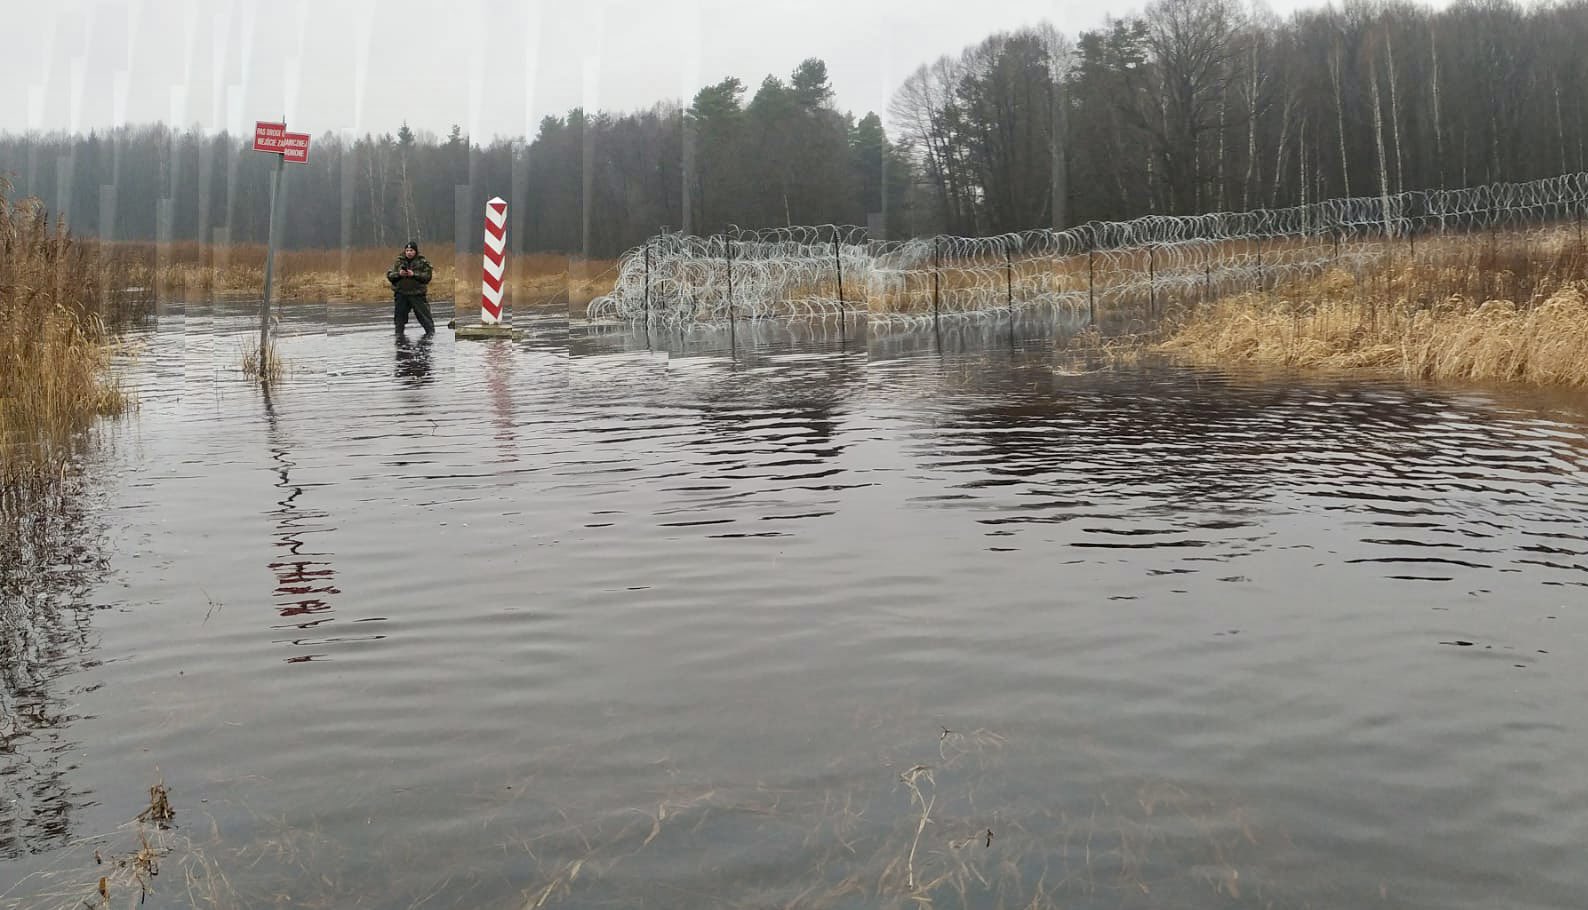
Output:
[4,302,1588,909]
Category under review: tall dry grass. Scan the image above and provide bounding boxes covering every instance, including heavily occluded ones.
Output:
[107,240,617,304]
[1,179,140,486]
[1159,228,1588,387]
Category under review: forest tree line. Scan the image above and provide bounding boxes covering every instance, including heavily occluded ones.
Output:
[0,0,1584,257]
[895,0,1588,234]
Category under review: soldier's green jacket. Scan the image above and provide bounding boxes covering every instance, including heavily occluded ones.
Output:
[387,255,433,296]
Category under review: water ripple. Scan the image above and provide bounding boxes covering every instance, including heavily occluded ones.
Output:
[4,308,1588,909]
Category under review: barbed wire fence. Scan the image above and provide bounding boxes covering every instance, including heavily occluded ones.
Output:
[587,172,1588,331]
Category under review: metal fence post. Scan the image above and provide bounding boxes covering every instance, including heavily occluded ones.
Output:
[725,233,735,320]
[1148,244,1156,314]
[1087,235,1095,325]
[1005,237,1014,309]
[1203,246,1211,303]
[834,232,845,315]
[932,236,941,323]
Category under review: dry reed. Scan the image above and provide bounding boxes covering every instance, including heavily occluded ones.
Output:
[0,179,138,486]
[1160,227,1588,387]
[239,337,287,385]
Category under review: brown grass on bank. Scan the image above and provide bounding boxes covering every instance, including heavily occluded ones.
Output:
[1159,228,1588,388]
[104,240,618,304]
[0,180,140,484]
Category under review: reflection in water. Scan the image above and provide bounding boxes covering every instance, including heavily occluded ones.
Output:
[394,334,434,385]
[6,308,1588,908]
[904,374,1588,584]
[0,471,108,858]
[261,387,368,662]
[485,340,517,463]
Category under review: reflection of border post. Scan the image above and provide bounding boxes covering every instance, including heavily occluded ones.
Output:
[486,341,517,462]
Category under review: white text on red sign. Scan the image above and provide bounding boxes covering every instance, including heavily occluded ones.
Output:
[253,121,286,152]
[254,122,310,163]
[281,133,310,163]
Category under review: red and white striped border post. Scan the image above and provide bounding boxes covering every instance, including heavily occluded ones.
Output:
[481,197,508,324]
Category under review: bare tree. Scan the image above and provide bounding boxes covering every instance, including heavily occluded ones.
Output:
[1384,23,1405,194]
[1135,0,1247,214]
[1329,33,1352,197]
[891,57,974,232]
[1368,42,1393,235]
[1429,20,1445,187]
[1035,23,1077,230]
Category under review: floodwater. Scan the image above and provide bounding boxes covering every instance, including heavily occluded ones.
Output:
[4,301,1588,909]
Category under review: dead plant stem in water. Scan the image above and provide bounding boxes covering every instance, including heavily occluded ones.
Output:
[240,337,287,385]
[899,765,936,894]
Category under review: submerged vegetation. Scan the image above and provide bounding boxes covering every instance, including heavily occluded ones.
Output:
[239,336,288,385]
[1160,227,1588,387]
[2,725,1294,910]
[0,180,144,488]
[1,778,219,910]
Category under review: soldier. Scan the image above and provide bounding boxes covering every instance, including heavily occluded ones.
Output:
[387,239,434,335]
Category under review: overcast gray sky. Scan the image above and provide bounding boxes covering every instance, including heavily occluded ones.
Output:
[10,0,1413,142]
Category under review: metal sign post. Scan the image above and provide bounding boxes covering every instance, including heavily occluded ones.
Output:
[253,120,311,370]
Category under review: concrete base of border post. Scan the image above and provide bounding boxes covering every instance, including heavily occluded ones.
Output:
[455,323,519,340]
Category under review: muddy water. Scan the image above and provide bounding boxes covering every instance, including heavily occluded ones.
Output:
[4,302,1588,909]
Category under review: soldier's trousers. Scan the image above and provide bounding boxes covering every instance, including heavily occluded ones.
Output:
[394,293,435,334]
